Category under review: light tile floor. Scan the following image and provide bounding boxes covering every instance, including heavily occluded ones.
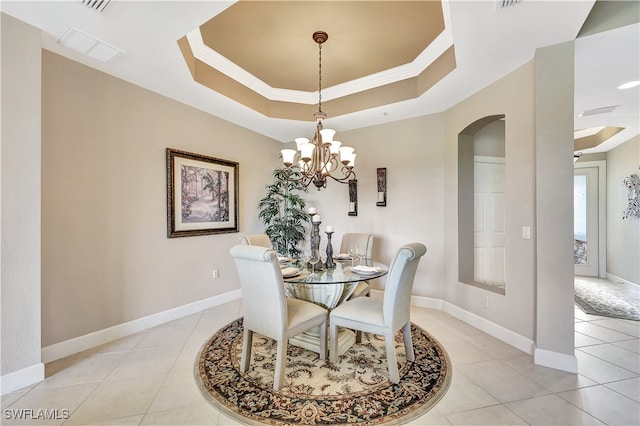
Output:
[2,277,638,425]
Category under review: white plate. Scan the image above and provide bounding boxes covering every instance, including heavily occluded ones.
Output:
[352,267,382,275]
[333,254,352,260]
[281,267,300,278]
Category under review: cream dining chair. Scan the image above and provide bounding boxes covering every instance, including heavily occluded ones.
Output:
[339,233,375,298]
[328,243,427,384]
[238,233,273,248]
[229,244,328,390]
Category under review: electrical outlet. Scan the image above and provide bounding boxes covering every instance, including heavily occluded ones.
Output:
[212,269,219,279]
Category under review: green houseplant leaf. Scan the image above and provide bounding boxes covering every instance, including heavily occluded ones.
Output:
[258,168,310,258]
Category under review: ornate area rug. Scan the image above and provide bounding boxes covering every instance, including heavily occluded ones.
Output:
[195,318,451,425]
[575,279,640,321]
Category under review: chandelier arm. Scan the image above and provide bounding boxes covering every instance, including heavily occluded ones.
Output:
[324,169,356,184]
[323,156,340,174]
[282,166,314,188]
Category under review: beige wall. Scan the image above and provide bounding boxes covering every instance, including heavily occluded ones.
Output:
[606,135,640,284]
[443,60,537,340]
[295,114,447,300]
[1,14,42,379]
[41,51,281,347]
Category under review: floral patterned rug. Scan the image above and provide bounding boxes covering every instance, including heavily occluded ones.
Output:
[194,318,451,425]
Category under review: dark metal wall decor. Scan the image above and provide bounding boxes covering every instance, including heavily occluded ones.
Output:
[348,179,358,216]
[622,168,640,219]
[376,167,387,206]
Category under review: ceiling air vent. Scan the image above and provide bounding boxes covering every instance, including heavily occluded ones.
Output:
[59,27,123,62]
[578,105,620,117]
[497,0,524,10]
[82,0,110,13]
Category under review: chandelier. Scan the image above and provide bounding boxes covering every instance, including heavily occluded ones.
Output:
[280,31,356,190]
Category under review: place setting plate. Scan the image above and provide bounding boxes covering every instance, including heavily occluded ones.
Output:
[333,253,352,261]
[351,265,385,276]
[281,267,300,278]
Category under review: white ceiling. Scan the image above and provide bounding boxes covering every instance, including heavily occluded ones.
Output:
[1,1,638,151]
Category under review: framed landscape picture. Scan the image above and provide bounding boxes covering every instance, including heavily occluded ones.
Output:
[166,148,239,238]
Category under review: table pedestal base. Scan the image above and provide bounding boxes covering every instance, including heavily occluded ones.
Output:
[289,326,355,357]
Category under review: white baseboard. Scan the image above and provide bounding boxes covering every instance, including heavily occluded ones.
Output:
[411,295,445,310]
[534,348,578,373]
[380,290,535,355]
[605,272,639,288]
[0,363,44,395]
[370,290,445,310]
[441,300,535,355]
[41,289,242,363]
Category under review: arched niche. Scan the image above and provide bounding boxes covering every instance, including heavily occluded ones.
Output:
[458,114,506,295]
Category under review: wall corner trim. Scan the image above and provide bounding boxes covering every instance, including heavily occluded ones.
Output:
[41,289,242,363]
[0,363,45,395]
[534,348,578,373]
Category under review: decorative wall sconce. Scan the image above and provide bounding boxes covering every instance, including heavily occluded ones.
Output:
[348,179,358,216]
[376,167,387,206]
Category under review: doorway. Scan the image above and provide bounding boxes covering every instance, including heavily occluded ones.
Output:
[574,161,607,278]
[474,156,506,288]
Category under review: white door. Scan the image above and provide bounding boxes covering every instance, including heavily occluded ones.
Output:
[474,157,506,288]
[574,167,599,276]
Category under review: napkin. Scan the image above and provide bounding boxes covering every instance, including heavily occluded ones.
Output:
[352,265,382,273]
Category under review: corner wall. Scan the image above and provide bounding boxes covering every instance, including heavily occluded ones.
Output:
[533,41,577,372]
[0,13,43,392]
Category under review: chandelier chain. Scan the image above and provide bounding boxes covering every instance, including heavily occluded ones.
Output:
[318,40,322,114]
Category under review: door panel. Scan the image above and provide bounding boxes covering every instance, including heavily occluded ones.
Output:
[474,158,506,287]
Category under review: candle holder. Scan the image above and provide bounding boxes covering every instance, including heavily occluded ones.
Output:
[309,217,324,271]
[325,231,336,269]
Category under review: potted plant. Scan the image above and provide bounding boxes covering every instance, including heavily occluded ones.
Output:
[258,168,310,258]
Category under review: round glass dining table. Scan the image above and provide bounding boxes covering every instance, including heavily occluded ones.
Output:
[282,259,388,356]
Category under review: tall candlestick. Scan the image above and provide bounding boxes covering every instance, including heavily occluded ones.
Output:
[312,214,321,223]
[309,218,323,271]
[308,207,317,215]
[325,231,335,269]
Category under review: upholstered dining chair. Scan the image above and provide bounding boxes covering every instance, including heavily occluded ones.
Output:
[229,244,328,390]
[328,243,427,384]
[238,233,273,248]
[339,233,375,298]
